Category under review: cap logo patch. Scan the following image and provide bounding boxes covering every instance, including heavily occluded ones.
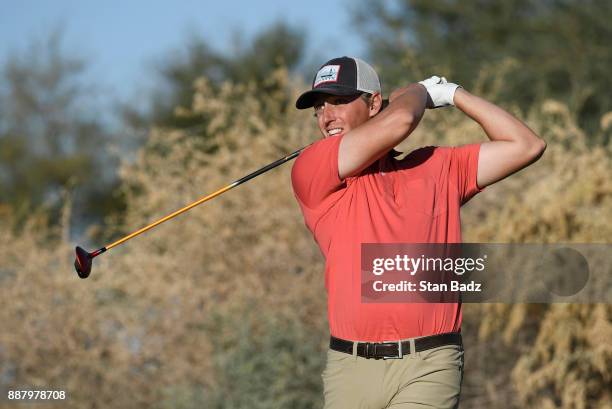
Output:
[314,65,341,87]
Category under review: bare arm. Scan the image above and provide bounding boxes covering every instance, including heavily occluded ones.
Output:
[338,84,427,179]
[453,88,546,188]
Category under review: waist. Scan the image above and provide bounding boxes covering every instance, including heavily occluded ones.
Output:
[327,301,462,341]
[330,332,462,360]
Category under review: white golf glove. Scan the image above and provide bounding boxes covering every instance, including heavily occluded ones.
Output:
[418,75,461,108]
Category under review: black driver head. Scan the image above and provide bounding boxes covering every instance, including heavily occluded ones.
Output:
[74,246,93,279]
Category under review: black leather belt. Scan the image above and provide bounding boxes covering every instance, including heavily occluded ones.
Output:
[330,332,462,360]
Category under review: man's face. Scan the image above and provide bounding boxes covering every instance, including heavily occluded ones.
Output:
[313,93,377,139]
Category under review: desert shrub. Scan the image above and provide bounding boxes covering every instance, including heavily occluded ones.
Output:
[0,67,609,408]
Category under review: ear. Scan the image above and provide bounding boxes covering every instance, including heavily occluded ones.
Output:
[368,92,383,118]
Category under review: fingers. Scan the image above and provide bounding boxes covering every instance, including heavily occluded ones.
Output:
[418,75,461,109]
[419,76,442,88]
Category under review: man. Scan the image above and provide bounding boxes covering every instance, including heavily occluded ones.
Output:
[291,56,545,409]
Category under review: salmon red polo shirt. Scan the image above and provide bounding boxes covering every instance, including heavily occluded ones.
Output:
[291,134,483,342]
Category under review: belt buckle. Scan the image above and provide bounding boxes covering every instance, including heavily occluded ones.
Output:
[381,340,403,360]
[365,342,381,360]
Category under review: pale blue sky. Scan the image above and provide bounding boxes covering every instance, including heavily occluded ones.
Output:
[0,0,367,101]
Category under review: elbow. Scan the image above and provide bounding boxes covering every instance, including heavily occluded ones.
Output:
[531,137,547,160]
[522,137,546,163]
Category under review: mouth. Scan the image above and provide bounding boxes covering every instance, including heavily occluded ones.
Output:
[326,127,344,137]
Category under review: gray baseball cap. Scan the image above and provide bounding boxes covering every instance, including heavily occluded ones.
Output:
[296,56,381,109]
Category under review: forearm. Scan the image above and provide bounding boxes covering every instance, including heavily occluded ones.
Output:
[387,83,427,128]
[338,84,426,179]
[371,83,428,148]
[454,88,544,149]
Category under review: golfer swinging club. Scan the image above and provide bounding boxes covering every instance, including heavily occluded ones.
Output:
[291,57,546,408]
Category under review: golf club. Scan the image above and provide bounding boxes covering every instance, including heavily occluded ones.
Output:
[74,147,305,278]
[74,99,389,279]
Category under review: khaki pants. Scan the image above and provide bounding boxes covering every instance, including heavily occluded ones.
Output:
[322,341,464,409]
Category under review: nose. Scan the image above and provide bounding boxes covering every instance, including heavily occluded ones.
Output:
[321,101,337,124]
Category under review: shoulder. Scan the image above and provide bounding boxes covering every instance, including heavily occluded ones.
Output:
[291,135,345,207]
[293,135,342,166]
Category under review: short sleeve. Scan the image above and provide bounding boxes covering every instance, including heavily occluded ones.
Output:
[291,134,344,209]
[448,143,484,205]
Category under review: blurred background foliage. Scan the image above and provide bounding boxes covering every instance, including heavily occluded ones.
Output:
[0,31,124,233]
[353,0,612,139]
[121,22,306,131]
[1,1,611,408]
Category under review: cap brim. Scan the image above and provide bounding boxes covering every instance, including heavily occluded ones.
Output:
[295,86,362,109]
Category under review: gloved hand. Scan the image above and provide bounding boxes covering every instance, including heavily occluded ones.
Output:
[418,76,461,108]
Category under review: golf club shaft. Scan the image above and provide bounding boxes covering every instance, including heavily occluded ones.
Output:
[103,147,305,252]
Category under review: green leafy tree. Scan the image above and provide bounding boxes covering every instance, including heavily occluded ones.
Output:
[0,31,123,230]
[122,22,305,131]
[353,0,612,136]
